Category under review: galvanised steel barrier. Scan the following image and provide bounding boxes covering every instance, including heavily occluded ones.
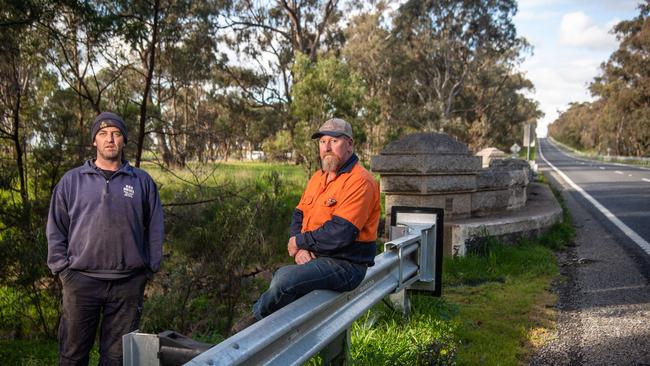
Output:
[124,207,443,366]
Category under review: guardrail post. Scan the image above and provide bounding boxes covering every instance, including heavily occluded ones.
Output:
[319,328,351,366]
[123,331,160,366]
[388,289,410,319]
[390,206,444,296]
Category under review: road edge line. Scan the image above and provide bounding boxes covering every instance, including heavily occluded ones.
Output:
[539,139,650,255]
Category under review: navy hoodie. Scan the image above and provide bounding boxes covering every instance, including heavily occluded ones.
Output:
[46,160,164,275]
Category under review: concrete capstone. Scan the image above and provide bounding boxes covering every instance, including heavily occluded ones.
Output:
[476,147,507,168]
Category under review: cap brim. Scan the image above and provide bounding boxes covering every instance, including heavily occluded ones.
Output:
[311,131,347,139]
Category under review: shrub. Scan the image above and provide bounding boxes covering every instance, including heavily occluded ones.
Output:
[141,172,295,339]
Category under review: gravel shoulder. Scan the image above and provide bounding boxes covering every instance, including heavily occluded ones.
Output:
[529,169,650,365]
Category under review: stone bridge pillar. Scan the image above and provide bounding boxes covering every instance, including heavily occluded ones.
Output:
[371,132,552,257]
[371,132,481,222]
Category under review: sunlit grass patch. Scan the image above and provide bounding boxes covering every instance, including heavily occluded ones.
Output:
[351,297,459,365]
[351,229,566,365]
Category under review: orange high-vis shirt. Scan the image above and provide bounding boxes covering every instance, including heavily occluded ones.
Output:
[294,157,380,265]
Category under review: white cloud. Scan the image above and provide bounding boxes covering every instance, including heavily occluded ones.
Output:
[516,10,558,22]
[557,58,602,83]
[517,0,563,9]
[558,11,617,49]
[518,54,601,136]
[514,3,639,136]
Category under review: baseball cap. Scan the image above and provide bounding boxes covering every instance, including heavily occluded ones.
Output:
[311,118,353,139]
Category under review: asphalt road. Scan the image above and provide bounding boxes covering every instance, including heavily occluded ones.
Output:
[538,138,650,250]
[530,138,650,365]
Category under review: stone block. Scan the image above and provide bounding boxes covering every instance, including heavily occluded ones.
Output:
[477,169,528,190]
[477,170,508,189]
[471,190,510,215]
[380,176,420,193]
[371,154,481,174]
[507,186,527,209]
[423,175,477,193]
[380,175,477,194]
[489,158,528,169]
[490,158,533,183]
[508,170,528,187]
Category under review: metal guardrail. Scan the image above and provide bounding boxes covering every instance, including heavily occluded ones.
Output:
[124,207,443,366]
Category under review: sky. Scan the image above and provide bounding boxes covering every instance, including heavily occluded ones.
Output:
[513,0,642,137]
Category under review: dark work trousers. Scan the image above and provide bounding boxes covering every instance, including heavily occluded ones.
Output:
[58,269,147,366]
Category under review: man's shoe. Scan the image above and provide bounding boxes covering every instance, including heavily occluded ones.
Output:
[230,314,258,335]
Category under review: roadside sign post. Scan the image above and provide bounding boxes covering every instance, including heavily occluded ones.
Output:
[523,124,532,161]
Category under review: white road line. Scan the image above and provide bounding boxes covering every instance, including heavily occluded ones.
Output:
[599,167,605,170]
[628,174,633,177]
[540,143,650,256]
[615,171,623,175]
[643,178,650,183]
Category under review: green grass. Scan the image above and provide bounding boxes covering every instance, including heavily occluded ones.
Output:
[0,339,99,365]
[142,160,307,189]
[518,145,537,161]
[445,242,559,365]
[351,297,459,365]
[350,203,575,365]
[350,240,560,365]
[0,286,60,341]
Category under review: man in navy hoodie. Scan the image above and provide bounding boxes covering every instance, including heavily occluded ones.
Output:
[47,112,164,366]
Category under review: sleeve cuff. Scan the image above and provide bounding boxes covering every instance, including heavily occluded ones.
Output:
[295,233,307,249]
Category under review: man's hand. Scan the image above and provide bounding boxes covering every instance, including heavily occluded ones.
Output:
[287,236,299,257]
[294,249,316,265]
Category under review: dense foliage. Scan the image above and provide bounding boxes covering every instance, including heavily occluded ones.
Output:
[548,2,650,157]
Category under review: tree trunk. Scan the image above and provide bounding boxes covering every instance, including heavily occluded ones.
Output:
[12,89,29,210]
[135,0,160,167]
[31,282,53,338]
[77,78,85,163]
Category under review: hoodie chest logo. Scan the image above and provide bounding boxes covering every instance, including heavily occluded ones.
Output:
[123,185,135,198]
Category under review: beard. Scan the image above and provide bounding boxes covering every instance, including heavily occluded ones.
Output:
[321,154,341,172]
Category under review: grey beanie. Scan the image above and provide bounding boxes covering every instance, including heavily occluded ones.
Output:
[91,112,128,143]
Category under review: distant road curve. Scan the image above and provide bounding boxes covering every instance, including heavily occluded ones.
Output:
[538,138,650,256]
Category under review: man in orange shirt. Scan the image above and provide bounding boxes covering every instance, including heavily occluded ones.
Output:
[232,118,380,333]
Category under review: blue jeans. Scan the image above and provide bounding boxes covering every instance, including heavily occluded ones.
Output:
[58,269,147,366]
[253,257,367,319]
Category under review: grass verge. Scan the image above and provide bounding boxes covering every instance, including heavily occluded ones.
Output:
[351,187,574,365]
